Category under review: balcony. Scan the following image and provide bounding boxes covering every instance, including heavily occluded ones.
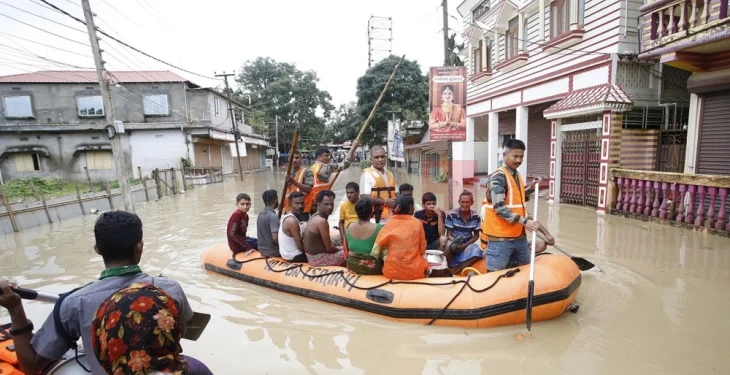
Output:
[610,168,730,237]
[639,0,730,68]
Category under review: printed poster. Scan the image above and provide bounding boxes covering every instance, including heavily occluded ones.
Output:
[428,66,467,141]
[387,120,405,162]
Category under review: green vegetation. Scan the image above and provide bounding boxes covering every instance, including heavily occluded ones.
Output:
[359,160,372,169]
[0,177,141,201]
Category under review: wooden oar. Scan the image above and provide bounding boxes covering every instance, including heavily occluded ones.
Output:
[329,54,406,189]
[278,126,301,219]
[525,184,540,332]
[551,245,598,272]
[2,286,211,341]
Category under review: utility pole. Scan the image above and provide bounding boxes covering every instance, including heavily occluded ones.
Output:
[275,116,279,168]
[216,71,244,181]
[442,0,455,210]
[81,0,134,213]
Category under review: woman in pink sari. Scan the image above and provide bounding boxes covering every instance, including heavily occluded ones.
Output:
[429,85,466,131]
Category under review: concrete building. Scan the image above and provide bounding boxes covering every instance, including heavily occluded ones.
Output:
[0,71,269,184]
[456,0,690,213]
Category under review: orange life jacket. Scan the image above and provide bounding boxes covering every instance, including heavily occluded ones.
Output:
[0,328,23,375]
[481,166,527,245]
[284,167,306,213]
[305,161,330,213]
[364,167,396,219]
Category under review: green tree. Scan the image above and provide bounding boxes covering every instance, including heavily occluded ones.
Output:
[234,57,334,152]
[323,101,361,144]
[355,55,429,146]
[446,33,465,66]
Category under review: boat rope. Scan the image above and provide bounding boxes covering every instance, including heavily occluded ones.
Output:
[229,254,521,324]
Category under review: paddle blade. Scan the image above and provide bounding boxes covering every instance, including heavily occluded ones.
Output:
[183,312,211,341]
[572,257,596,272]
[525,280,535,332]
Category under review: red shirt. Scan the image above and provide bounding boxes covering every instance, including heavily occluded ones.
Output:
[227,210,251,253]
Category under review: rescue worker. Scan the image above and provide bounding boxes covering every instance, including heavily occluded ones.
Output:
[481,139,554,271]
[287,146,350,217]
[359,145,397,224]
[283,151,310,218]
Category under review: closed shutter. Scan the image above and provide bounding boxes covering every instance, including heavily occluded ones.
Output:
[86,151,112,170]
[527,113,551,179]
[697,92,730,175]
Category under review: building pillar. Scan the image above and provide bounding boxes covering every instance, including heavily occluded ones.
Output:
[518,12,525,54]
[549,119,562,204]
[515,106,529,178]
[570,0,579,30]
[452,117,476,208]
[597,111,614,214]
[684,93,701,174]
[488,112,499,173]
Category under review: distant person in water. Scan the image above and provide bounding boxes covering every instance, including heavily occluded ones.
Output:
[279,192,309,263]
[227,193,257,254]
[303,190,346,267]
[257,189,280,258]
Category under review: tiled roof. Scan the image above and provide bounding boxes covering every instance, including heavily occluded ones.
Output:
[544,84,633,118]
[0,70,188,84]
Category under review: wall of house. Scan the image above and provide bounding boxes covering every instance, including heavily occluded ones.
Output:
[0,82,187,126]
[129,130,188,177]
[0,132,131,182]
[186,89,244,133]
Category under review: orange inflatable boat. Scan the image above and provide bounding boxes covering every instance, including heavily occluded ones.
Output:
[202,244,581,328]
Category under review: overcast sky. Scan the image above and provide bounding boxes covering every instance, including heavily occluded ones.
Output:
[0,0,464,106]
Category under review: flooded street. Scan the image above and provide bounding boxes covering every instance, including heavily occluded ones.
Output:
[2,167,729,374]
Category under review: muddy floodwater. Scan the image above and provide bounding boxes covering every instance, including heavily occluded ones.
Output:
[2,167,729,374]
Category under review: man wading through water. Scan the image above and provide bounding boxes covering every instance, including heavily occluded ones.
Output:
[359,146,397,224]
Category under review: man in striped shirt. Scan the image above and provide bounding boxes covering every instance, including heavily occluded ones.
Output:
[444,191,484,274]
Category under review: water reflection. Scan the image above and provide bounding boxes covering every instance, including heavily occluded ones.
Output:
[1,167,730,374]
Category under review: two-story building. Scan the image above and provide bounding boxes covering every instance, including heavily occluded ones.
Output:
[456,0,691,213]
[0,70,269,184]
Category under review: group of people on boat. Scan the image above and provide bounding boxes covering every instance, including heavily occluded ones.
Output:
[0,211,214,375]
[228,138,556,280]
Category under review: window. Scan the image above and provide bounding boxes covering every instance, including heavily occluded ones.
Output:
[86,151,112,170]
[143,94,169,115]
[14,153,41,172]
[214,97,221,115]
[3,96,33,118]
[472,1,490,20]
[578,0,584,26]
[473,40,483,74]
[77,96,104,117]
[506,17,519,59]
[551,0,569,38]
[523,17,529,52]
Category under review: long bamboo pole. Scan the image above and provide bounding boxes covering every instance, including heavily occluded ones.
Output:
[329,54,406,189]
[278,127,301,219]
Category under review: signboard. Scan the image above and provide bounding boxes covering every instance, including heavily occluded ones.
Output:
[428,66,467,141]
[229,141,247,157]
[387,120,405,162]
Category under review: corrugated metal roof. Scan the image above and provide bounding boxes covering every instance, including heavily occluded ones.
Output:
[544,84,633,117]
[0,70,188,84]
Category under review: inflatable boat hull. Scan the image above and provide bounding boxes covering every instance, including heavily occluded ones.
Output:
[202,244,581,328]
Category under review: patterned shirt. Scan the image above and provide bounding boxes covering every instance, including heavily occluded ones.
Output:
[445,208,480,239]
[485,167,534,224]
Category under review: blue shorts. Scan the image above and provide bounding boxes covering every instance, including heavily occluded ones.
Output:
[485,237,530,271]
[448,242,484,268]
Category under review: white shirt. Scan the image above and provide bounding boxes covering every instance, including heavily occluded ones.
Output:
[360,167,395,224]
[278,213,306,260]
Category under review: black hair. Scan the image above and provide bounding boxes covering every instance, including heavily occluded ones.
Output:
[503,138,526,150]
[236,193,251,203]
[393,195,414,215]
[355,199,373,221]
[294,151,302,156]
[289,191,305,200]
[459,190,474,200]
[422,192,437,204]
[262,189,278,206]
[94,211,143,262]
[315,147,330,158]
[441,84,455,95]
[316,189,336,203]
[346,182,359,192]
[399,183,414,193]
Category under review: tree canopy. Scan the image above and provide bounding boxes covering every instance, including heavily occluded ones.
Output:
[355,55,429,146]
[323,101,360,145]
[234,57,334,152]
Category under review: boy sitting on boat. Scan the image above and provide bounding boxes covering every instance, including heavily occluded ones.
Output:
[413,192,447,252]
[303,190,346,267]
[227,193,258,254]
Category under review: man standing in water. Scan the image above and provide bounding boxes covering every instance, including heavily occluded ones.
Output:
[304,190,346,267]
[359,146,397,224]
[482,139,553,271]
[294,146,351,217]
[283,151,311,219]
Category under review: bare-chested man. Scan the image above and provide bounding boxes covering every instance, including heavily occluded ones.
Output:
[303,190,346,267]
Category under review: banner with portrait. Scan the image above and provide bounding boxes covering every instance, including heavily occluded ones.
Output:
[428,66,467,141]
[387,120,405,162]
